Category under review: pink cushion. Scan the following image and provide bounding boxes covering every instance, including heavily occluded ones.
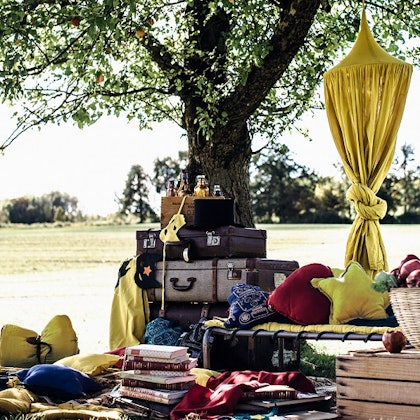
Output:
[267,263,333,325]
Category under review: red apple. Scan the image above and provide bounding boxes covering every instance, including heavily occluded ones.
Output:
[400,259,420,281]
[407,269,420,288]
[70,16,81,27]
[400,254,419,266]
[382,330,407,353]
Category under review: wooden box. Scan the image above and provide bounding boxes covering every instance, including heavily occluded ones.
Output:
[336,348,420,419]
[161,196,196,227]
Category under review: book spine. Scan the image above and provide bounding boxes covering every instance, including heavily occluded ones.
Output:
[131,369,190,377]
[125,354,188,362]
[119,387,174,404]
[121,385,186,399]
[125,345,188,359]
[120,371,196,384]
[121,378,194,390]
[123,359,191,371]
[242,390,298,400]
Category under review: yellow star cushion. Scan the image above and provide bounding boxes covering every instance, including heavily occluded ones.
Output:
[311,261,390,324]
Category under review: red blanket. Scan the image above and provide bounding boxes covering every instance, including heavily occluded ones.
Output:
[170,370,315,420]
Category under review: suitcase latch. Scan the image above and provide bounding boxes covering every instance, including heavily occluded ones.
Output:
[227,261,242,281]
[143,233,156,249]
[206,231,221,247]
[274,273,287,288]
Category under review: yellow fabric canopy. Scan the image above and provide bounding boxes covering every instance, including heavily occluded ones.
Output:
[323,10,412,277]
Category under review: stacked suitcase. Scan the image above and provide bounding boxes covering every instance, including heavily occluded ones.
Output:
[136,197,300,371]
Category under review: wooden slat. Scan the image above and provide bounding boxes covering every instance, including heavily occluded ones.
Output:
[337,377,420,405]
[336,351,420,381]
[337,399,420,420]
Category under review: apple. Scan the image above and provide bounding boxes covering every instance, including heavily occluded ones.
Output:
[400,259,420,281]
[407,269,420,288]
[135,29,146,38]
[382,330,407,353]
[70,16,81,27]
[95,74,105,83]
[400,254,419,266]
[146,17,155,26]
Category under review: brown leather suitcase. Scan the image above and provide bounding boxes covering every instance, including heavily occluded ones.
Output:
[136,225,267,261]
[148,257,299,303]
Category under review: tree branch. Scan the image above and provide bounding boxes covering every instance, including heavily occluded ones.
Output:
[223,0,321,119]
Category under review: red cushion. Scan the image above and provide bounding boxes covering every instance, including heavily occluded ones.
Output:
[267,263,333,325]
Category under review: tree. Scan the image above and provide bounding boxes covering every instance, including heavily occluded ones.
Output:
[118,164,158,222]
[251,147,321,223]
[5,191,79,223]
[152,151,188,195]
[1,1,419,226]
[380,144,420,223]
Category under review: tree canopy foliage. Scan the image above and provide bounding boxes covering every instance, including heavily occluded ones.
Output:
[1,0,419,225]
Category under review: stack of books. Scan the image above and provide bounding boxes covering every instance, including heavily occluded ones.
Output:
[118,344,197,406]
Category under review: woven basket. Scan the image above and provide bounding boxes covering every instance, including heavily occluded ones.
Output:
[390,288,420,349]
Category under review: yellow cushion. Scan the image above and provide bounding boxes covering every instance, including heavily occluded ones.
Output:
[41,315,79,363]
[0,387,36,414]
[0,325,40,368]
[311,261,389,324]
[54,353,121,376]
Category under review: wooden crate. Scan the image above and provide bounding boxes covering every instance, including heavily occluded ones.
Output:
[336,348,420,419]
[161,196,196,227]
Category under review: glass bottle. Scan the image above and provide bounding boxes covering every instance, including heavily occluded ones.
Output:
[213,184,223,197]
[194,175,210,197]
[166,178,177,197]
[178,170,191,196]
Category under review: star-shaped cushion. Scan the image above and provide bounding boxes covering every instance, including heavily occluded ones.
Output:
[311,261,390,324]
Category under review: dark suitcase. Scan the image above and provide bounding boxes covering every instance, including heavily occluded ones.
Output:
[136,225,267,260]
[148,257,299,303]
[148,302,300,372]
[149,301,229,329]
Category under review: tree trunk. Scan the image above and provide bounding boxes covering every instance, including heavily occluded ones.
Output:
[185,112,254,227]
[179,0,323,227]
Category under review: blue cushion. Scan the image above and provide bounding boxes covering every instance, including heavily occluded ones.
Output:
[224,283,277,329]
[16,364,103,400]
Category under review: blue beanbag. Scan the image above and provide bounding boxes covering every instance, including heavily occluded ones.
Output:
[16,364,103,401]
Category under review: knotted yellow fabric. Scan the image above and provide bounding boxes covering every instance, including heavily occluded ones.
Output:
[324,10,413,277]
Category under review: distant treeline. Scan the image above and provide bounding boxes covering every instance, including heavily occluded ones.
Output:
[1,145,419,225]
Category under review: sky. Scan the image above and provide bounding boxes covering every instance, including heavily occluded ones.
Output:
[0,70,418,216]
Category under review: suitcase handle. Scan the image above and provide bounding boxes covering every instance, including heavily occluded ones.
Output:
[169,277,196,291]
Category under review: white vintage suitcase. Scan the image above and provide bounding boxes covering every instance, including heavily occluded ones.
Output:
[148,257,299,303]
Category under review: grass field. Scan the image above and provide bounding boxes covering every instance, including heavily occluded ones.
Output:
[0,223,418,355]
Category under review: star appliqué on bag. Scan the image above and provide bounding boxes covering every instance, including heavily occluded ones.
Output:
[143,265,152,276]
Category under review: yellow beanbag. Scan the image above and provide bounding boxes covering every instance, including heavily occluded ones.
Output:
[0,315,79,368]
[0,325,42,368]
[0,387,37,414]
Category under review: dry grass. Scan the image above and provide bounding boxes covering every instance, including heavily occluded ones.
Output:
[0,223,418,355]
